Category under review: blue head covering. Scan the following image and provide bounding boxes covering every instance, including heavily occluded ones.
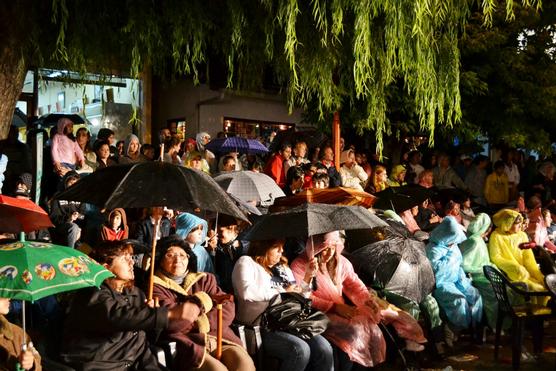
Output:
[429,216,466,246]
[175,213,213,273]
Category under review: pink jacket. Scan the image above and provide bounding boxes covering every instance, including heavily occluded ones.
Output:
[51,119,84,165]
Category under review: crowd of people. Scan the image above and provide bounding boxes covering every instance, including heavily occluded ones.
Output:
[1,118,556,371]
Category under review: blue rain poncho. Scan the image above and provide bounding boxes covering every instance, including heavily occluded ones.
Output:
[175,213,215,273]
[426,216,483,330]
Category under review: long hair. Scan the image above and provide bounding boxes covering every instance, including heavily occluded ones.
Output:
[373,165,387,192]
[247,239,287,274]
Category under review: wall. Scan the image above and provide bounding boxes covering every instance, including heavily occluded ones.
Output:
[152,79,305,141]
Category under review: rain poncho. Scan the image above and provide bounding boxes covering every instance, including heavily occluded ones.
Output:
[459,213,498,329]
[387,165,407,187]
[426,217,483,330]
[176,213,214,274]
[488,209,546,294]
[291,232,426,367]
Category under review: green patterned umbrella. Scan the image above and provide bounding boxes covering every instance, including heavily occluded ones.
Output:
[0,241,113,301]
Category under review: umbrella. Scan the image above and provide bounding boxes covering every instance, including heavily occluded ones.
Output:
[268,129,328,152]
[0,240,113,301]
[244,203,387,241]
[55,162,247,221]
[373,187,420,212]
[205,137,269,155]
[431,186,470,205]
[226,192,262,216]
[272,187,377,210]
[12,108,27,128]
[0,195,53,233]
[214,171,285,204]
[349,225,435,303]
[37,113,87,127]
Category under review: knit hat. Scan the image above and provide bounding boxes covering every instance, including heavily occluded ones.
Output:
[18,173,32,190]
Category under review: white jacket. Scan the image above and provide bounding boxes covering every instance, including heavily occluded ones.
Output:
[339,164,368,191]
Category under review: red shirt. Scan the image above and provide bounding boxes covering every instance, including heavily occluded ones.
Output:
[265,153,286,188]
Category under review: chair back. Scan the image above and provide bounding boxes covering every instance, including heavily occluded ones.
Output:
[483,265,514,315]
[545,273,556,297]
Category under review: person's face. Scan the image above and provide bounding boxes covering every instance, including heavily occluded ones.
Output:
[396,171,406,182]
[161,246,189,277]
[98,144,110,160]
[186,225,204,245]
[440,157,450,168]
[411,206,419,216]
[510,220,522,234]
[66,177,79,188]
[378,171,387,183]
[186,143,196,152]
[355,153,363,165]
[77,131,88,146]
[202,135,211,145]
[424,172,433,184]
[495,167,505,176]
[111,213,122,229]
[0,298,9,315]
[107,251,134,281]
[128,140,139,154]
[463,199,471,208]
[108,134,116,146]
[323,148,334,161]
[117,141,124,154]
[545,212,552,226]
[144,148,155,160]
[339,138,345,150]
[294,144,307,158]
[281,147,292,160]
[265,242,284,267]
[317,245,336,264]
[223,160,236,172]
[219,225,238,244]
[161,129,171,140]
[191,157,202,170]
[65,123,74,135]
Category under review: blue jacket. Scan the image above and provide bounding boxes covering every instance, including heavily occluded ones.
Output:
[175,213,214,274]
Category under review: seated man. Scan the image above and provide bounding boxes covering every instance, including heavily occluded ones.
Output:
[60,240,203,370]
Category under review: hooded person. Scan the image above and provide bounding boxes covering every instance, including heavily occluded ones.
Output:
[291,232,426,368]
[387,165,407,187]
[458,213,498,329]
[426,217,483,331]
[51,118,85,176]
[175,213,215,274]
[195,132,216,172]
[151,236,255,371]
[118,134,148,164]
[488,209,548,303]
[49,171,85,248]
[100,208,130,241]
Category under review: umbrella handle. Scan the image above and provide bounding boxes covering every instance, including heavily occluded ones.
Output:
[216,303,223,360]
[147,219,161,301]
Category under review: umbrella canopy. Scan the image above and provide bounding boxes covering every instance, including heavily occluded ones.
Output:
[55,162,248,221]
[0,195,54,233]
[268,129,328,152]
[349,226,435,303]
[205,137,269,155]
[214,171,285,204]
[244,203,387,240]
[38,113,87,127]
[0,241,114,301]
[226,192,262,216]
[373,187,420,212]
[272,187,377,210]
[12,108,27,128]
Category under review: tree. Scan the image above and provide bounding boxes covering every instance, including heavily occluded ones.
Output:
[0,0,542,153]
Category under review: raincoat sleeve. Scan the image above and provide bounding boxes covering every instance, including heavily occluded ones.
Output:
[232,256,279,302]
[290,257,331,312]
[488,232,529,281]
[427,244,461,283]
[339,256,373,308]
[522,248,545,284]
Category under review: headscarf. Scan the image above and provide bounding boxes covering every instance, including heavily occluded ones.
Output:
[305,231,343,258]
[390,165,406,181]
[196,132,210,152]
[57,118,73,135]
[466,213,491,238]
[429,216,466,246]
[492,209,521,233]
[175,213,213,273]
[124,134,141,156]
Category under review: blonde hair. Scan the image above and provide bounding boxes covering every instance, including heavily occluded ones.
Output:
[372,165,388,192]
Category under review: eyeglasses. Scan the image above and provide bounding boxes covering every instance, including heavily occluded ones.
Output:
[165,252,189,260]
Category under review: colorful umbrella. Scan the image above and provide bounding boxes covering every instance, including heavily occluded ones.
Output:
[0,240,113,302]
[272,187,377,210]
[0,195,53,233]
[205,137,269,155]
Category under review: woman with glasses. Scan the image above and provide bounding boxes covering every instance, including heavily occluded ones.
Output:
[291,232,426,370]
[152,236,255,371]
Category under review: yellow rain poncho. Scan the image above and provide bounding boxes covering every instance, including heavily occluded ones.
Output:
[488,209,545,294]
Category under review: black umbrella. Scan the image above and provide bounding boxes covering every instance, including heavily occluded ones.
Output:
[12,108,27,128]
[55,162,247,221]
[38,113,88,127]
[373,188,419,212]
[244,203,387,241]
[431,186,470,205]
[349,225,435,303]
[268,129,328,152]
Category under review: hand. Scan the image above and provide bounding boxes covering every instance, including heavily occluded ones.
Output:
[19,345,35,370]
[333,303,358,319]
[206,230,218,251]
[285,284,302,293]
[168,302,201,323]
[304,257,318,284]
[146,297,159,308]
[141,256,151,271]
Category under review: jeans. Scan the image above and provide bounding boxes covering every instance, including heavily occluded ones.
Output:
[262,331,333,371]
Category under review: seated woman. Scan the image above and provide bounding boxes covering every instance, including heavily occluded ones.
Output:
[426,217,483,331]
[232,239,334,371]
[458,213,498,330]
[488,209,548,303]
[291,232,426,369]
[100,208,129,241]
[152,236,254,371]
[176,213,215,274]
[61,240,202,370]
[1,297,41,371]
[414,199,442,232]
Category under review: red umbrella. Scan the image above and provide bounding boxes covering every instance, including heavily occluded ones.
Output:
[0,195,53,233]
[272,187,377,211]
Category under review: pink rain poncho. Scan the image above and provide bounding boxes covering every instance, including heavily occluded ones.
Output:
[291,232,426,367]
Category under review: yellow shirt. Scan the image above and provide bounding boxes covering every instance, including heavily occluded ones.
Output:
[484,173,509,205]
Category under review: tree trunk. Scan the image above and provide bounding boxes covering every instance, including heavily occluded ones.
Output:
[0,39,26,140]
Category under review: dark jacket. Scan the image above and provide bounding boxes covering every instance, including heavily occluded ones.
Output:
[215,239,248,293]
[60,283,169,371]
[152,272,242,370]
[316,161,342,188]
[133,217,171,245]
